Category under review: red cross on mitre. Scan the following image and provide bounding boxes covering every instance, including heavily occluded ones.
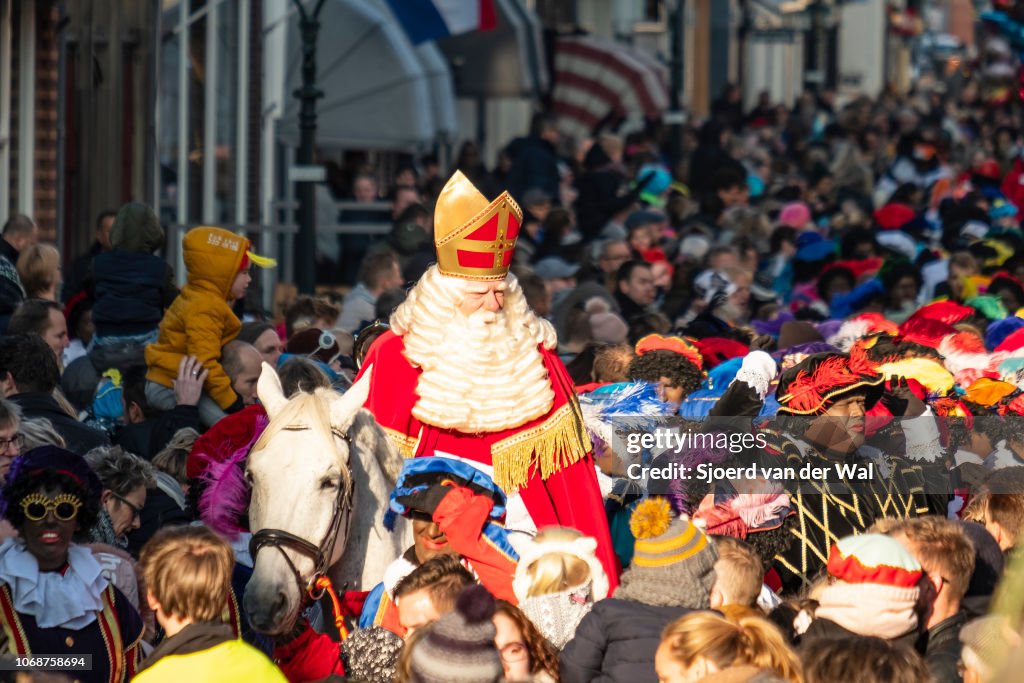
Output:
[436,192,523,280]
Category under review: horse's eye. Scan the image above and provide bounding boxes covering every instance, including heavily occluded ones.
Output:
[319,478,336,491]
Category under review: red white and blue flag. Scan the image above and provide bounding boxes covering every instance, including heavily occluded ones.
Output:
[385,0,496,44]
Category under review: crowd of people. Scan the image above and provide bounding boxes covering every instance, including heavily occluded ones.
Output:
[1,76,1024,683]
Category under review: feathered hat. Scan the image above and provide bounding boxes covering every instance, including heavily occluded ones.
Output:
[635,334,704,371]
[189,404,270,538]
[907,300,974,326]
[775,347,883,415]
[875,357,954,396]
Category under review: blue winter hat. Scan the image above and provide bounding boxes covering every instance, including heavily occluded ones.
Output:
[794,232,836,263]
[990,199,1018,221]
[636,164,672,206]
[0,446,103,519]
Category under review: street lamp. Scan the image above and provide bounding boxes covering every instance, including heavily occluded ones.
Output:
[292,0,327,295]
[668,0,686,167]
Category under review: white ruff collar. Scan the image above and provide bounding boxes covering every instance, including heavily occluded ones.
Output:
[0,538,107,629]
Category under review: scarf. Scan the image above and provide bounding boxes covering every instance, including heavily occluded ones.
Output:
[88,509,127,550]
[814,580,919,640]
[0,538,107,629]
[519,582,594,650]
[138,622,235,672]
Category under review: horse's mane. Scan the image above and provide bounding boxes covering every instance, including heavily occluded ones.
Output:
[251,388,337,454]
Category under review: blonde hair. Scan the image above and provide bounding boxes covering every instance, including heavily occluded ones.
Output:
[660,612,804,683]
[16,243,60,299]
[19,417,64,450]
[525,527,593,597]
[712,537,764,608]
[152,427,199,485]
[139,525,234,622]
[396,626,425,683]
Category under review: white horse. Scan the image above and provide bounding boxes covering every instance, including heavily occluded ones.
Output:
[243,363,411,634]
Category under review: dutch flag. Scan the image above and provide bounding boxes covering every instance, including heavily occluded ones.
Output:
[385,0,497,44]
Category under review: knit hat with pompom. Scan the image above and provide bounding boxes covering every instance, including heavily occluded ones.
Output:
[409,584,503,683]
[614,497,719,609]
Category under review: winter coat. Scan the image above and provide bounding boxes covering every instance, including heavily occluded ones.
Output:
[506,135,560,204]
[145,227,246,409]
[560,598,694,683]
[91,251,176,337]
[576,146,638,240]
[125,474,192,556]
[133,622,286,683]
[0,238,24,334]
[115,404,201,461]
[802,615,922,653]
[9,392,110,455]
[925,612,967,683]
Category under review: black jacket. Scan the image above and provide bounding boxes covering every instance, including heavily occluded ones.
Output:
[561,598,695,683]
[614,291,652,326]
[925,612,967,683]
[506,136,560,204]
[91,250,176,337]
[10,391,110,455]
[802,617,922,653]
[115,404,201,461]
[63,241,103,301]
[0,239,24,334]
[126,474,191,556]
[575,146,639,240]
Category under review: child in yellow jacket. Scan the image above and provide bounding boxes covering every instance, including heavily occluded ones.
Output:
[134,525,287,682]
[144,226,274,426]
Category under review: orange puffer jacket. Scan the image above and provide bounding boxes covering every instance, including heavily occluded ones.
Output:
[145,226,246,409]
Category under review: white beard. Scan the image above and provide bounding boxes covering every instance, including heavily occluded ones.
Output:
[391,266,557,432]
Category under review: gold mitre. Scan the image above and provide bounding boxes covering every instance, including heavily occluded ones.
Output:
[434,170,523,280]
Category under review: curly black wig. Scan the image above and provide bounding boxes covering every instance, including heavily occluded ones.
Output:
[627,349,704,398]
[3,469,101,533]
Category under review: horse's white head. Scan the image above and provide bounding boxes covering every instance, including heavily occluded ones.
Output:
[243,362,370,634]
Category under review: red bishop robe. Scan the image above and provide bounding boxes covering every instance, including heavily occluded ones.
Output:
[356,330,620,590]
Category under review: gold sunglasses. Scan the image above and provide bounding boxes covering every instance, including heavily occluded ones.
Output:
[19,493,83,522]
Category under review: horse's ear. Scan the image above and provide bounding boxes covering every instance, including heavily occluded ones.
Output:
[257,361,287,419]
[330,363,372,431]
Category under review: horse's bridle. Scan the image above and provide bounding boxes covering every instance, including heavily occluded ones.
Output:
[248,424,355,600]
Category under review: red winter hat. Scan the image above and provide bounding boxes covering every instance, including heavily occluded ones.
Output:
[874,203,916,230]
[908,300,974,326]
[974,159,1003,181]
[694,337,749,369]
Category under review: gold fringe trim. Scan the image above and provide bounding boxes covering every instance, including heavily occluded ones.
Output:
[382,426,419,458]
[491,398,592,492]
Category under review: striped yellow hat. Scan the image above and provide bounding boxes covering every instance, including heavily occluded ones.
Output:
[630,498,711,568]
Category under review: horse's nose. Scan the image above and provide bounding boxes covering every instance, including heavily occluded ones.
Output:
[244,588,290,633]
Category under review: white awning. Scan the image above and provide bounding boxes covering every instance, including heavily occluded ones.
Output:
[276,0,456,150]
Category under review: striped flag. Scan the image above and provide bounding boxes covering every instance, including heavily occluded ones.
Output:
[385,0,497,44]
